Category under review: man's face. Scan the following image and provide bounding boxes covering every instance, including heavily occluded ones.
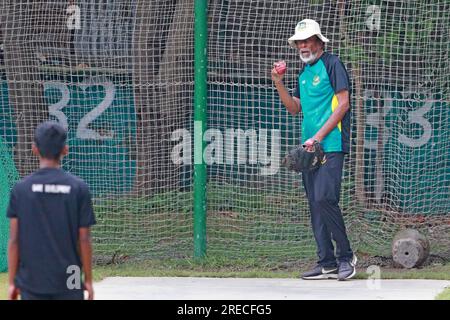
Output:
[295,36,322,64]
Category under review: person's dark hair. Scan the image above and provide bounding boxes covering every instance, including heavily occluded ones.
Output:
[34,121,67,160]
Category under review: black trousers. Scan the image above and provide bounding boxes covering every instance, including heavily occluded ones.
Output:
[302,152,353,268]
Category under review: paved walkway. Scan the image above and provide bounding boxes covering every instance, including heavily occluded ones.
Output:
[94,277,449,300]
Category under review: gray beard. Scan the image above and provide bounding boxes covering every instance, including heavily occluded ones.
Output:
[299,51,318,64]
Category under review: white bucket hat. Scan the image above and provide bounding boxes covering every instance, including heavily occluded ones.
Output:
[288,19,329,48]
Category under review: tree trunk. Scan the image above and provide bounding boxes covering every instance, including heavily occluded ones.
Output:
[337,0,367,206]
[374,92,384,204]
[133,0,195,196]
[156,0,194,192]
[1,1,49,177]
[353,65,367,206]
[132,0,164,195]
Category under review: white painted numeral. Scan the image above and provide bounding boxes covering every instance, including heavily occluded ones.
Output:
[67,5,81,30]
[364,90,432,149]
[45,82,70,130]
[44,76,115,140]
[398,100,432,148]
[77,76,115,140]
[366,5,381,31]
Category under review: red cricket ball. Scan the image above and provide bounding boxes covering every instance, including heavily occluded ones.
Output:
[275,60,287,75]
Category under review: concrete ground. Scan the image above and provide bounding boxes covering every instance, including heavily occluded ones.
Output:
[94,277,450,300]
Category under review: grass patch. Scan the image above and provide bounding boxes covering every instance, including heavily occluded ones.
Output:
[0,273,6,300]
[89,182,449,269]
[91,183,319,262]
[354,264,450,281]
[377,266,450,280]
[93,258,450,280]
[92,183,450,260]
[436,287,450,300]
[93,261,299,281]
[93,255,308,281]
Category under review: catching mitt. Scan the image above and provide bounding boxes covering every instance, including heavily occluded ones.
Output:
[282,141,326,173]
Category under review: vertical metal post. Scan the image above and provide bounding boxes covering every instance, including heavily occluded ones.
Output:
[193,0,208,259]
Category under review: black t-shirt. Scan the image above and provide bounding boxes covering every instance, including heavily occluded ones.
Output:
[7,168,96,294]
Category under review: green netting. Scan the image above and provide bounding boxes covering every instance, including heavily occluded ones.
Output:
[0,136,19,272]
[0,1,448,267]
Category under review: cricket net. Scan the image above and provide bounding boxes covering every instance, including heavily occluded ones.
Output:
[0,0,448,269]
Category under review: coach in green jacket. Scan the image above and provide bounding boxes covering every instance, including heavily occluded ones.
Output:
[272,19,357,281]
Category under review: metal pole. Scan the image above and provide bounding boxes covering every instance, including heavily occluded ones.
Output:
[193,0,208,259]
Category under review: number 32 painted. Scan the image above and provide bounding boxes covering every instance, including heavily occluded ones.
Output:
[44,76,115,140]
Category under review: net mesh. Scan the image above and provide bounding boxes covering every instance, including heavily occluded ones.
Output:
[0,0,448,268]
[0,136,19,271]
